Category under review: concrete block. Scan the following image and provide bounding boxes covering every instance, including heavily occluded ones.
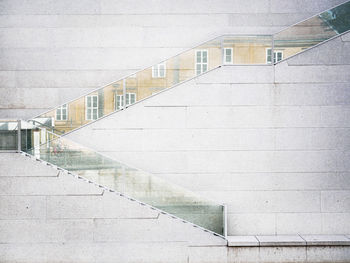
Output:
[341,32,350,42]
[15,70,130,88]
[274,106,350,128]
[227,246,260,263]
[270,0,345,13]
[276,213,322,235]
[186,105,350,129]
[302,235,350,246]
[78,103,188,129]
[275,63,350,83]
[0,219,94,243]
[257,235,306,246]
[227,236,259,247]
[186,106,274,128]
[93,215,226,246]
[0,47,183,71]
[144,82,273,107]
[322,213,350,234]
[0,243,96,263]
[321,191,350,212]
[158,172,350,192]
[0,0,101,15]
[97,150,344,174]
[0,195,46,219]
[0,153,58,177]
[273,83,350,106]
[100,0,269,14]
[228,13,309,27]
[189,246,228,263]
[0,87,94,109]
[46,191,159,219]
[0,14,228,28]
[287,36,350,65]
[203,190,320,213]
[94,242,189,263]
[91,128,276,152]
[197,65,274,84]
[227,213,276,236]
[275,128,350,150]
[0,71,15,88]
[259,246,307,262]
[0,242,189,263]
[0,173,103,195]
[306,246,350,262]
[0,108,46,119]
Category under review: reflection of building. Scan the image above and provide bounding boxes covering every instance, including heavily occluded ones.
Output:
[37,13,339,134]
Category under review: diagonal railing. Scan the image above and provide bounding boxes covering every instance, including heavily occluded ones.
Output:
[30,0,350,136]
[0,119,227,236]
[1,0,349,238]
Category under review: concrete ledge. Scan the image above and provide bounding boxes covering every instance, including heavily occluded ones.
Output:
[227,235,350,247]
[257,235,306,247]
[227,236,259,247]
[303,235,350,246]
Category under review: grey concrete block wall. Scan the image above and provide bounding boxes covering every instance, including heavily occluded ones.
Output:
[0,0,346,119]
[67,31,350,236]
[0,153,226,262]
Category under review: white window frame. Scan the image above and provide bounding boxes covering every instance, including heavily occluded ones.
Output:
[223,48,233,64]
[115,93,137,110]
[56,104,68,121]
[126,93,136,106]
[152,62,166,78]
[85,95,98,120]
[266,48,283,64]
[195,49,208,76]
[116,94,124,110]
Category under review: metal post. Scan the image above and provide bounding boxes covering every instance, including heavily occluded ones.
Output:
[17,120,21,152]
[123,79,126,109]
[271,35,275,65]
[223,204,227,238]
[220,36,224,65]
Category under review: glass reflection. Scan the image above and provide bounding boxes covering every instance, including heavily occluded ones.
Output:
[25,133,224,235]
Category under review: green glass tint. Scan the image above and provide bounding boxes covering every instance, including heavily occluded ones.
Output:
[31,35,273,135]
[0,121,18,151]
[25,131,224,235]
[274,1,350,60]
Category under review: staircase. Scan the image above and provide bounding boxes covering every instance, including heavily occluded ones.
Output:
[1,0,350,238]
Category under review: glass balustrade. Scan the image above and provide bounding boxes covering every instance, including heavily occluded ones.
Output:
[0,119,226,234]
[1,0,349,236]
[31,35,273,135]
[15,120,224,235]
[31,0,350,136]
[274,1,350,61]
[0,120,19,151]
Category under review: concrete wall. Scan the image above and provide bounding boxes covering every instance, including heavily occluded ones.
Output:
[2,153,350,263]
[0,0,346,119]
[67,31,350,236]
[0,152,226,263]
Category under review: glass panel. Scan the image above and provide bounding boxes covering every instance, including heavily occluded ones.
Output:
[31,36,271,135]
[274,1,350,61]
[25,130,224,235]
[0,121,18,150]
[222,35,273,64]
[56,111,61,121]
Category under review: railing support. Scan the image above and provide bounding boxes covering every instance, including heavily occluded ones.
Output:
[223,203,227,238]
[123,79,126,109]
[17,120,21,152]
